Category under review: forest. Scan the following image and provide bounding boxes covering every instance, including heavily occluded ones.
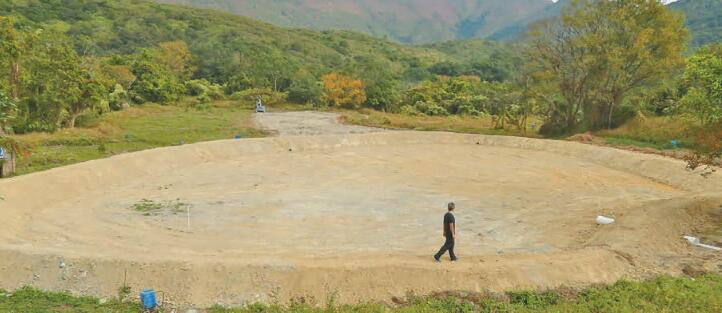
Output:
[0,0,720,164]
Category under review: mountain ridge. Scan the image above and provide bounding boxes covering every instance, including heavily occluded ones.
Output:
[155,0,556,44]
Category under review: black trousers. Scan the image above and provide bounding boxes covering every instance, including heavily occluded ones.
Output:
[435,236,457,260]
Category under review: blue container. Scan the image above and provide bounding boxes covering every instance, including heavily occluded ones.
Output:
[140,289,157,310]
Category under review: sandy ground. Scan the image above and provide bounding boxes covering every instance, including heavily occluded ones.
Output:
[254,111,384,136]
[0,112,721,307]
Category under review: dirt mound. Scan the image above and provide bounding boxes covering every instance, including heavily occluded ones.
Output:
[0,129,720,307]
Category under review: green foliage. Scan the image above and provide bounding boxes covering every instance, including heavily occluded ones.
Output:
[125,51,186,104]
[287,70,322,105]
[400,76,530,129]
[0,286,137,312]
[186,79,224,100]
[0,90,16,132]
[526,0,688,133]
[680,44,722,125]
[230,88,288,107]
[108,84,129,110]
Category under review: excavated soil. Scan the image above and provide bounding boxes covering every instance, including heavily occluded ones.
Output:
[0,112,720,307]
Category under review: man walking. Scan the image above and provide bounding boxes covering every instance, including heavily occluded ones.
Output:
[434,202,458,262]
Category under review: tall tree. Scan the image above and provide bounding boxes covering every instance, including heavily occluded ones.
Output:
[0,17,25,101]
[526,0,688,131]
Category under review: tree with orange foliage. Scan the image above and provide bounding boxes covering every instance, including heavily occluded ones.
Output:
[322,73,366,109]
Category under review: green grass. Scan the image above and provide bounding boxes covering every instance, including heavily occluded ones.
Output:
[595,116,702,151]
[2,275,721,312]
[9,101,266,176]
[0,287,137,312]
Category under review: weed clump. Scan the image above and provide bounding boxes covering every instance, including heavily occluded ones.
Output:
[130,198,191,216]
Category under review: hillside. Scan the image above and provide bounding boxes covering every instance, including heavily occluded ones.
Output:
[1,0,518,85]
[154,0,555,43]
[669,0,722,47]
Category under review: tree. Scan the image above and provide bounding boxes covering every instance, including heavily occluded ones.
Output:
[17,30,80,132]
[680,44,722,125]
[255,53,297,92]
[65,61,110,128]
[348,57,400,111]
[526,0,688,132]
[153,41,196,81]
[288,70,322,105]
[103,64,136,91]
[0,17,24,101]
[128,51,185,104]
[322,73,366,109]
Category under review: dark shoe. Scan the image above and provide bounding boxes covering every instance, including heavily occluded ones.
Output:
[433,256,441,262]
[450,257,458,262]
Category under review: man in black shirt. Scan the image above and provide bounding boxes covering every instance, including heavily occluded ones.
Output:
[434,202,458,262]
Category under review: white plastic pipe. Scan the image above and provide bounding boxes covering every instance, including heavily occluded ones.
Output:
[596,216,615,225]
[684,235,721,251]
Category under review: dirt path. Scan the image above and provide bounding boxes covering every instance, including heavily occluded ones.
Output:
[0,113,720,308]
[254,111,385,136]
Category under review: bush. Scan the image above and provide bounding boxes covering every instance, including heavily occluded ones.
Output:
[185,79,224,100]
[399,105,423,116]
[457,104,484,116]
[414,101,449,116]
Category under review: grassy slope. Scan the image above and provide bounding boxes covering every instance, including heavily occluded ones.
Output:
[1,275,721,312]
[342,110,704,153]
[0,0,447,83]
[10,101,265,175]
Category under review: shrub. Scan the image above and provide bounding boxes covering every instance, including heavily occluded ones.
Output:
[186,79,224,100]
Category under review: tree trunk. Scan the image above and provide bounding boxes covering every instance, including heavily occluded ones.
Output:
[10,62,20,100]
[68,113,80,128]
[607,102,614,129]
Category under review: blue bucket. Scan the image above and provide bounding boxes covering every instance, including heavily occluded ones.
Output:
[139,289,157,310]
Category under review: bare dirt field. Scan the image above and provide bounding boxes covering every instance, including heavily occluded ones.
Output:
[0,112,720,307]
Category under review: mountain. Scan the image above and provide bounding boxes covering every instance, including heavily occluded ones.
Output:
[669,0,722,47]
[155,0,556,44]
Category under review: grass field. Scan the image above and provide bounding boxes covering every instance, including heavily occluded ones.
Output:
[595,116,703,150]
[8,101,266,176]
[2,275,721,312]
